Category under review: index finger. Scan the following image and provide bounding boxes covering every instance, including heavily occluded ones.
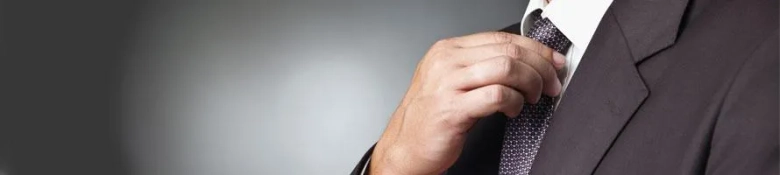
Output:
[449,32,556,65]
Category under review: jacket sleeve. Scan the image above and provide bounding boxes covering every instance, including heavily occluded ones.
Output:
[705,31,779,175]
[351,144,376,175]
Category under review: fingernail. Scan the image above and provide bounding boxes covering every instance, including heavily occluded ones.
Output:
[553,52,566,69]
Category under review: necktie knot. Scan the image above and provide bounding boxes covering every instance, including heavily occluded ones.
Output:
[526,9,572,54]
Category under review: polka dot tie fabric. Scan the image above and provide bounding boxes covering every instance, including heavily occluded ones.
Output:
[498,9,572,175]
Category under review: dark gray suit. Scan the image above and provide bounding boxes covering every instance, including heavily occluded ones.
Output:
[352,0,779,173]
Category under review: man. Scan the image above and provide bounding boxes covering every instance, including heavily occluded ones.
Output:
[352,0,778,173]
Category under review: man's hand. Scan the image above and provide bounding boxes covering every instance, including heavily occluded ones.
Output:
[369,32,566,175]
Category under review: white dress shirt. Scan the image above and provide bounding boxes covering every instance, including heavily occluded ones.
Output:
[521,0,612,101]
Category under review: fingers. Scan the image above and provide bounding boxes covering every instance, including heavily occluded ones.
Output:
[450,42,565,70]
[460,56,543,102]
[457,84,525,118]
[449,32,531,48]
[444,56,562,100]
[446,32,562,68]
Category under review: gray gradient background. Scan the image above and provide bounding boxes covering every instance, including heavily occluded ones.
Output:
[122,1,527,174]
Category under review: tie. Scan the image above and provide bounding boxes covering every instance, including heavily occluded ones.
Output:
[498,9,572,175]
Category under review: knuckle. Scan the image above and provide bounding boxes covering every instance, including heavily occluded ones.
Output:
[502,44,524,57]
[429,58,449,71]
[426,49,453,64]
[544,65,558,80]
[493,57,514,78]
[433,38,451,46]
[437,50,453,59]
[485,85,506,105]
[536,42,548,55]
[492,32,513,43]
[521,71,544,98]
[530,72,544,92]
[428,50,446,60]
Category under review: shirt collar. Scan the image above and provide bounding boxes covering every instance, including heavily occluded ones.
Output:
[520,0,613,52]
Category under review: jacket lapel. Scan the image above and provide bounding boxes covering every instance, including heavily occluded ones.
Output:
[529,0,688,174]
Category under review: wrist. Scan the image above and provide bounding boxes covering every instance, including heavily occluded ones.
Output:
[371,142,442,175]
[370,141,407,174]
[369,139,399,174]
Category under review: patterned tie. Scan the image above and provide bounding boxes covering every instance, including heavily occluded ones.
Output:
[498,9,572,175]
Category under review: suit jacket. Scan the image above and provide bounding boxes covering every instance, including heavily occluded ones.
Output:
[352,0,779,173]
